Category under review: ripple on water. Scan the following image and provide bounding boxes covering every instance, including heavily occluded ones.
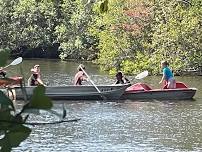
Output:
[12,99,202,152]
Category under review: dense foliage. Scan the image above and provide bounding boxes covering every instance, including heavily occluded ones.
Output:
[90,0,202,74]
[0,0,201,74]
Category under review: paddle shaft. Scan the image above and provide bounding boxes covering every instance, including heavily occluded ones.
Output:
[131,70,148,82]
[79,66,101,93]
[2,57,23,70]
[2,64,12,69]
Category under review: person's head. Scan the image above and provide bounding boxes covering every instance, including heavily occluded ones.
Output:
[116,71,123,80]
[31,64,40,73]
[34,65,40,68]
[77,64,85,71]
[161,61,169,68]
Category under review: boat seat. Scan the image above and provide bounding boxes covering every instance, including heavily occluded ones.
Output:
[126,83,152,92]
[163,81,188,89]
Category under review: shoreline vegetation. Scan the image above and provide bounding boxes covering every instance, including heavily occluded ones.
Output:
[0,0,201,76]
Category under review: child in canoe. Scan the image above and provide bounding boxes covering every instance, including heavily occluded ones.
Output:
[159,61,176,89]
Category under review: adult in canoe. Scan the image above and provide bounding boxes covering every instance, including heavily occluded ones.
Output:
[159,61,176,89]
[114,71,130,84]
[28,64,46,86]
[0,57,23,103]
[74,64,88,85]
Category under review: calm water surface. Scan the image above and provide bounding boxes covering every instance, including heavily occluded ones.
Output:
[8,59,201,152]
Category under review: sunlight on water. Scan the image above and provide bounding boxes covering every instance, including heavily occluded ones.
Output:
[13,100,202,152]
[8,59,202,152]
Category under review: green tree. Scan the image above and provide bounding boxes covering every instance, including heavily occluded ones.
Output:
[11,0,58,49]
[55,0,96,60]
[150,0,202,73]
[89,0,153,75]
[89,0,201,75]
[90,0,129,74]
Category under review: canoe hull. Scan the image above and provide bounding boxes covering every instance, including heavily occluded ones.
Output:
[15,84,130,100]
[121,88,197,100]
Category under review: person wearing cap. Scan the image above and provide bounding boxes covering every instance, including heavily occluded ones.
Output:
[28,64,46,86]
[74,64,88,85]
[114,71,130,84]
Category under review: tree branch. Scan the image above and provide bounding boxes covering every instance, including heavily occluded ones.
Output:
[0,118,81,126]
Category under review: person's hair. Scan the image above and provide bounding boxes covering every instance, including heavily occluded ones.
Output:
[34,65,40,68]
[116,71,123,78]
[77,64,85,71]
[161,60,169,66]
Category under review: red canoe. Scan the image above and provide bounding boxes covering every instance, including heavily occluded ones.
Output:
[121,82,197,100]
[0,76,22,87]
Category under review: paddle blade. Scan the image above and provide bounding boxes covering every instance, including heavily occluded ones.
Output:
[135,71,148,79]
[10,57,23,66]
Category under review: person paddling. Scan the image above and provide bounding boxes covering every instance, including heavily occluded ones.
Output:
[28,64,46,86]
[114,71,130,84]
[74,64,88,85]
[159,61,176,89]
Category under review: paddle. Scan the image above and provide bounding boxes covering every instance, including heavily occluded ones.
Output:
[79,65,102,93]
[2,57,23,69]
[79,65,108,100]
[134,70,148,80]
[129,70,148,83]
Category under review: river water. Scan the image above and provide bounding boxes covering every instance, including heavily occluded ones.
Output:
[9,59,201,152]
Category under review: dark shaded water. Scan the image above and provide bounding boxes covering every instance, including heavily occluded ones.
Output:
[7,59,201,152]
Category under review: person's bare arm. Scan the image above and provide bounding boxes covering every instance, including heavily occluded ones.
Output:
[37,78,46,86]
[159,73,165,84]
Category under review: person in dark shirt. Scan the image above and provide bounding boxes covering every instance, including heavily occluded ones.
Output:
[115,71,130,84]
[28,64,46,86]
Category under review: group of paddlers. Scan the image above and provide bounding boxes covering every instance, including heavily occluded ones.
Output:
[25,64,130,86]
[74,64,131,85]
[72,60,176,89]
[1,60,176,88]
[0,60,176,102]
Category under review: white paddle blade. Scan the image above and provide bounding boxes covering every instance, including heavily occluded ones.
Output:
[10,57,23,65]
[135,70,148,79]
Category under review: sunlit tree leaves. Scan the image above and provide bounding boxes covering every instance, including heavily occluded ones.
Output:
[100,0,108,13]
[90,0,201,74]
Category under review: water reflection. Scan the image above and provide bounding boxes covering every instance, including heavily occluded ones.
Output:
[13,100,202,152]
